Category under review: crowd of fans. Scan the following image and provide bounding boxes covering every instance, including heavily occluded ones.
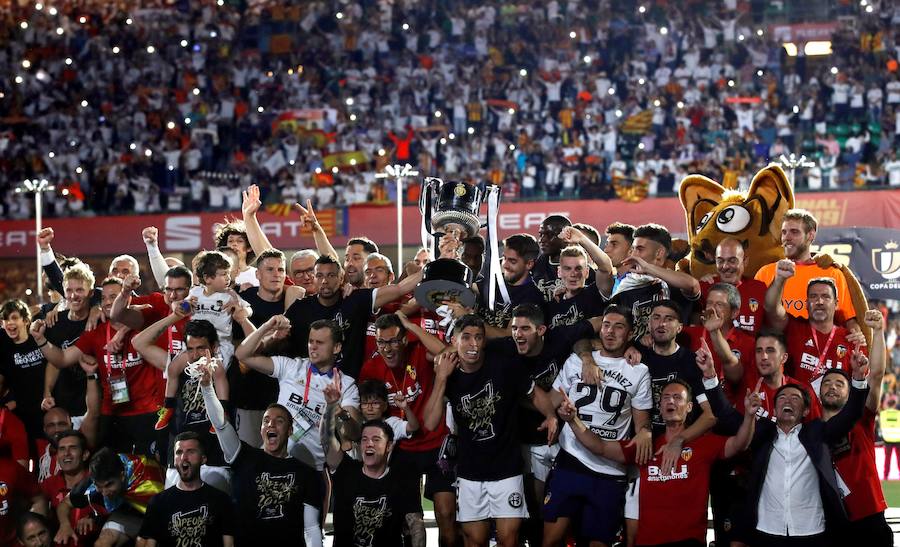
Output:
[0,181,896,546]
[3,0,900,220]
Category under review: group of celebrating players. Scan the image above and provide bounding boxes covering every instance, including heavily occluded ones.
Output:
[0,183,890,547]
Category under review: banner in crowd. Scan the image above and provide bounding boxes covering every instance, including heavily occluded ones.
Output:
[0,189,897,260]
[813,227,900,300]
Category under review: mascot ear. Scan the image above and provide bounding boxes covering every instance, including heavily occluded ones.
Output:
[745,165,795,242]
[679,175,726,236]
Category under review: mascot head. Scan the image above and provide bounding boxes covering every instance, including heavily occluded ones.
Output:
[679,164,795,278]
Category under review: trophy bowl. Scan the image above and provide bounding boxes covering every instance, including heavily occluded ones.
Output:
[414,257,476,311]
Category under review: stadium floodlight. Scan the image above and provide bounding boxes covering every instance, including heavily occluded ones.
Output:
[15,179,55,303]
[377,163,419,271]
[778,154,815,188]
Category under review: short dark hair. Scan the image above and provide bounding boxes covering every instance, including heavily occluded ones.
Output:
[462,235,485,255]
[374,314,406,336]
[347,237,379,254]
[255,248,286,268]
[573,223,601,246]
[504,234,540,262]
[774,383,810,410]
[358,380,389,403]
[650,299,682,320]
[16,512,50,542]
[54,429,88,451]
[174,431,205,455]
[542,214,572,229]
[605,222,636,244]
[807,277,837,300]
[633,223,672,253]
[101,276,124,289]
[265,403,292,421]
[512,303,545,327]
[195,250,232,282]
[453,314,486,335]
[310,319,343,345]
[663,378,693,401]
[165,265,193,285]
[602,304,634,329]
[89,447,124,483]
[185,319,220,348]
[821,368,850,383]
[0,299,30,322]
[755,328,787,352]
[360,419,394,443]
[315,254,342,271]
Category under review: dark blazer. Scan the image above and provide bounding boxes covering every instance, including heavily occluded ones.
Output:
[744,383,869,532]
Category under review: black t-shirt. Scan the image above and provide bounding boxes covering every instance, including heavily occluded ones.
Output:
[138,484,236,546]
[170,373,225,467]
[636,343,706,433]
[331,457,422,547]
[445,340,535,481]
[43,311,88,416]
[230,288,283,410]
[546,286,607,329]
[502,321,595,445]
[231,442,323,544]
[531,253,597,302]
[609,278,696,342]
[284,290,375,379]
[476,277,546,329]
[0,335,46,438]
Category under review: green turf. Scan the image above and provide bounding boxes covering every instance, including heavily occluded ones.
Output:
[883,481,900,507]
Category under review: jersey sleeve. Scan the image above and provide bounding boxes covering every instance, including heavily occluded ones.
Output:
[340,377,360,408]
[553,354,580,393]
[73,327,97,356]
[386,416,409,441]
[619,440,637,465]
[682,356,709,405]
[834,275,856,322]
[269,356,293,380]
[631,365,654,410]
[754,263,775,286]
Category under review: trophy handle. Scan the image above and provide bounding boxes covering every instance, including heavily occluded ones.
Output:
[420,177,442,256]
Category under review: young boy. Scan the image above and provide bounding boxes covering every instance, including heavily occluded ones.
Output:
[358,380,419,443]
[156,250,250,430]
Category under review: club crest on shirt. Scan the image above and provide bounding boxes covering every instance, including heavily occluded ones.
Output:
[680,447,693,462]
[836,344,847,358]
[748,298,759,312]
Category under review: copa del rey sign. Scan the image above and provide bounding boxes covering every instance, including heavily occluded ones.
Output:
[0,190,898,258]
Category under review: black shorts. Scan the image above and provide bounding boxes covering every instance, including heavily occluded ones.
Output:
[391,447,454,500]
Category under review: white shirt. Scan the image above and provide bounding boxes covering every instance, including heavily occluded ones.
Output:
[270,356,360,470]
[187,286,249,343]
[553,352,652,476]
[757,424,825,536]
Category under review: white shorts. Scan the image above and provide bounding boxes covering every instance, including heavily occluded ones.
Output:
[103,508,143,539]
[624,475,640,520]
[522,443,560,483]
[165,464,232,494]
[456,475,529,522]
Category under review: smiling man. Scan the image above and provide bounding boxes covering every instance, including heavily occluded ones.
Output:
[138,431,236,547]
[42,430,95,546]
[697,237,768,335]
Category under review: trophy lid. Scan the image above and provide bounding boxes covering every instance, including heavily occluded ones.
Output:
[431,181,483,238]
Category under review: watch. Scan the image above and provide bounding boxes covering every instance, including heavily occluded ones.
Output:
[86,373,99,381]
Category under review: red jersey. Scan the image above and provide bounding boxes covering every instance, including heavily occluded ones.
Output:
[35,439,58,484]
[740,369,822,422]
[359,342,448,452]
[700,276,768,334]
[682,325,755,393]
[832,408,887,521]
[42,470,101,547]
[138,292,188,356]
[784,317,860,387]
[0,409,29,463]
[622,434,727,545]
[0,456,40,545]
[75,322,164,416]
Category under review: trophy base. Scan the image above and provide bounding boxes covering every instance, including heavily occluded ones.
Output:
[414,258,475,311]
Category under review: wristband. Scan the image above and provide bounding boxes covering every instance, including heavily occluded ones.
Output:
[36,340,48,348]
[702,376,720,390]
[851,378,868,389]
[86,373,99,381]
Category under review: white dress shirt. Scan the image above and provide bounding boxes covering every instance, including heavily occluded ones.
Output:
[757,424,825,536]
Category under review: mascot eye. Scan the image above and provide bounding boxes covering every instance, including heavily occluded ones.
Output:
[716,206,751,233]
[696,212,713,232]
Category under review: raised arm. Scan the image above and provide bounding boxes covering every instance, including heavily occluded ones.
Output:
[764,259,793,332]
[200,363,241,463]
[30,320,83,368]
[723,385,761,458]
[862,309,886,413]
[142,227,170,288]
[37,228,65,295]
[241,185,278,257]
[294,199,339,262]
[79,356,101,449]
[109,275,148,330]
[373,270,424,309]
[234,315,287,375]
[701,310,742,383]
[132,304,189,371]
[320,373,344,470]
[824,352,870,443]
[396,311,446,356]
[423,351,455,432]
[560,226,615,296]
[620,255,700,298]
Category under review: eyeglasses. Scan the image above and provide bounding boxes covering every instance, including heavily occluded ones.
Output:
[375,338,403,347]
[294,268,314,277]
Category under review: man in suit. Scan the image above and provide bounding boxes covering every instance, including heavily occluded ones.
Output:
[745,341,870,547]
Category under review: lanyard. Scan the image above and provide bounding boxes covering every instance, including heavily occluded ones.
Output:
[810,324,837,378]
[167,326,175,358]
[302,366,313,406]
[388,365,408,397]
[105,323,114,376]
